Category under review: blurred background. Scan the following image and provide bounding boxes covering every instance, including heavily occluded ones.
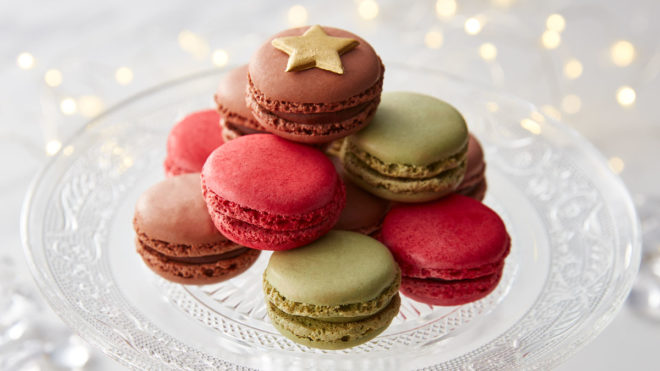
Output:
[1,0,658,369]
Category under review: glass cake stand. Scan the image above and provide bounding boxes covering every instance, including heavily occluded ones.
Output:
[21,65,641,370]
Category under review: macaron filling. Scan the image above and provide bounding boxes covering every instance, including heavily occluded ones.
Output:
[343,150,467,195]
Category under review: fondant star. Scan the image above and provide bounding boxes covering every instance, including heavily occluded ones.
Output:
[271,25,359,74]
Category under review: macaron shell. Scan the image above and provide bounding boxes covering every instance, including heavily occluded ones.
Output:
[164,110,223,175]
[202,134,339,215]
[400,270,502,306]
[134,173,226,246]
[136,239,260,285]
[266,294,400,350]
[249,26,382,105]
[215,64,263,133]
[265,231,398,306]
[348,92,468,166]
[382,194,510,275]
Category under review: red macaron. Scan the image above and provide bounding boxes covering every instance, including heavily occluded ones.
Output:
[201,134,345,250]
[164,110,224,177]
[381,194,510,306]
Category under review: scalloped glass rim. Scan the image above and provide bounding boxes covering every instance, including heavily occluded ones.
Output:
[21,65,641,370]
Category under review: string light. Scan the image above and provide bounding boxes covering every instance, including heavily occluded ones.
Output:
[17,52,35,70]
[608,156,625,174]
[561,94,581,114]
[358,0,379,20]
[46,140,62,156]
[541,30,561,49]
[44,69,63,87]
[60,98,77,115]
[212,49,229,67]
[520,118,541,135]
[563,59,583,80]
[479,43,497,60]
[616,86,636,106]
[464,17,483,35]
[287,5,308,27]
[115,67,133,85]
[78,96,104,118]
[424,30,444,49]
[541,105,562,120]
[610,40,635,67]
[546,14,566,32]
[435,0,457,18]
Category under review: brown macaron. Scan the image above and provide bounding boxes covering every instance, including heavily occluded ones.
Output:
[214,65,265,142]
[247,25,384,144]
[456,134,487,201]
[134,173,260,284]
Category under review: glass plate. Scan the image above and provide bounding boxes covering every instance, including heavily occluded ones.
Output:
[21,65,641,370]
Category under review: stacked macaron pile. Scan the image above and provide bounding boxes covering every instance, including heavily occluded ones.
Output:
[133,25,509,350]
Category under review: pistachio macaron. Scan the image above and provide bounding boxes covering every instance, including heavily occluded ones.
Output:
[341,91,468,202]
[263,230,401,350]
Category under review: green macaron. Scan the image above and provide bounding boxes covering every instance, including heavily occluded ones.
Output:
[263,230,401,350]
[341,91,468,202]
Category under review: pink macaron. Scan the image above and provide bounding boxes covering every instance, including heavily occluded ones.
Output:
[214,65,265,142]
[201,134,345,250]
[164,110,224,177]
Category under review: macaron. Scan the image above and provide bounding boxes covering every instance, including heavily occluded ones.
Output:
[134,173,260,284]
[341,91,468,202]
[247,25,384,144]
[201,134,345,250]
[264,230,401,349]
[164,110,224,177]
[456,134,487,201]
[381,194,510,306]
[214,64,265,142]
[332,158,389,236]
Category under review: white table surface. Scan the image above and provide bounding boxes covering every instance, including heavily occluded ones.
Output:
[2,0,659,369]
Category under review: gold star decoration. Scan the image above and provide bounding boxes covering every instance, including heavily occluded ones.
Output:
[271,25,359,74]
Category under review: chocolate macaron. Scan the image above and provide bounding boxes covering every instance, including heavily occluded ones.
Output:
[134,173,260,284]
[456,134,487,201]
[214,65,265,142]
[247,25,384,144]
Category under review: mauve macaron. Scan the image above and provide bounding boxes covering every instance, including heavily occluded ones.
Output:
[214,65,265,142]
[134,173,260,284]
[201,134,346,250]
[456,134,487,201]
[247,25,384,144]
[164,110,224,177]
[381,194,510,306]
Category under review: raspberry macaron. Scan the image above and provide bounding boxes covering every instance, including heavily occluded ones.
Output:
[381,194,510,306]
[164,110,224,177]
[247,25,384,144]
[201,134,345,250]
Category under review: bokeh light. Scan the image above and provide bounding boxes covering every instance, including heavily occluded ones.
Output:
[435,0,457,18]
[563,59,583,80]
[60,98,77,115]
[78,95,105,118]
[115,67,134,85]
[358,0,379,20]
[479,43,497,60]
[17,52,35,70]
[44,69,63,87]
[610,40,636,67]
[287,5,308,27]
[424,30,444,49]
[464,17,483,35]
[520,118,541,135]
[46,140,62,156]
[212,49,229,67]
[561,94,582,114]
[546,14,566,32]
[608,156,625,174]
[541,30,561,49]
[616,86,636,106]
